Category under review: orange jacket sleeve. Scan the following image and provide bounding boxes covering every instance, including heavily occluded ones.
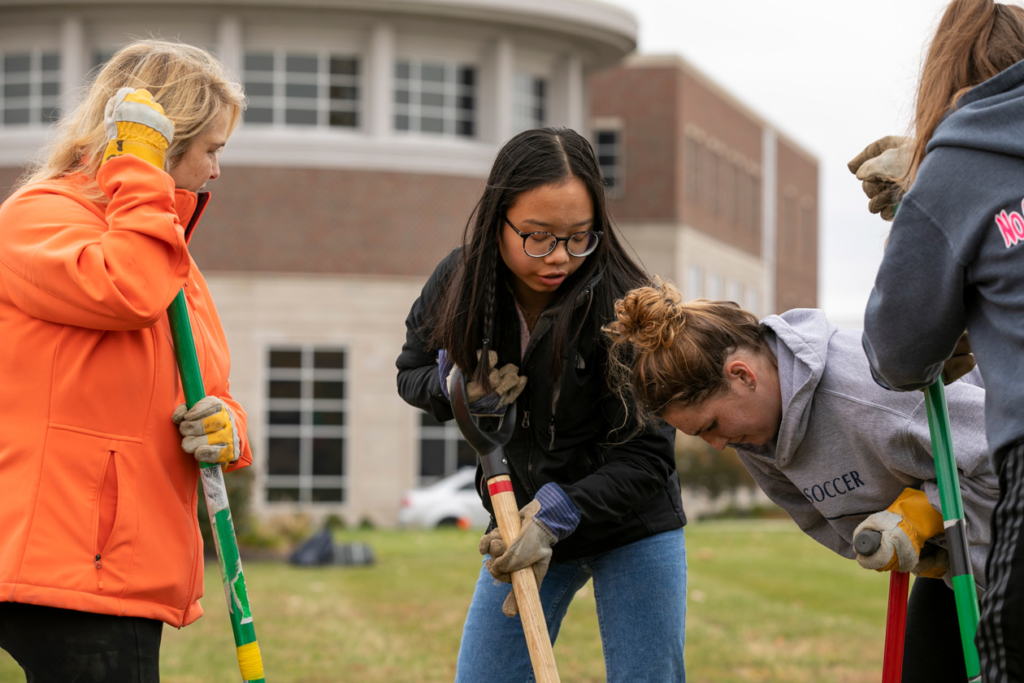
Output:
[0,155,190,330]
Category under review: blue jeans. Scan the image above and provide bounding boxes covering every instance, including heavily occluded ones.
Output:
[455,527,686,683]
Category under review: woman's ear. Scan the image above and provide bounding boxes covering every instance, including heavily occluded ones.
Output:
[725,359,756,388]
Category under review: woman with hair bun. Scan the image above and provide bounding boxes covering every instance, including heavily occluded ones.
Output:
[605,280,996,682]
[0,39,249,681]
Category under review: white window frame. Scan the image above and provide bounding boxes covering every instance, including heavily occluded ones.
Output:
[1,49,60,127]
[243,49,361,130]
[264,345,348,505]
[417,411,474,487]
[513,72,547,132]
[393,58,477,138]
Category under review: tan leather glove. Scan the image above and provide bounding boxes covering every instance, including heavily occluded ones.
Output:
[942,331,975,385]
[102,87,174,169]
[445,350,527,416]
[479,499,557,617]
[914,543,950,579]
[172,396,241,469]
[853,488,945,573]
[847,135,912,221]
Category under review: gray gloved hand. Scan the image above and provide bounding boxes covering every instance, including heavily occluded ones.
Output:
[942,331,975,385]
[847,135,912,221]
[479,499,557,617]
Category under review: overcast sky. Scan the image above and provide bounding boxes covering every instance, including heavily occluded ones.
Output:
[617,0,954,327]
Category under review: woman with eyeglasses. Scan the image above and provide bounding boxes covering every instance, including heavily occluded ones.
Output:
[396,127,687,682]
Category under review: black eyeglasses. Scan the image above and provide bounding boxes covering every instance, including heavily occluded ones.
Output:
[505,218,603,258]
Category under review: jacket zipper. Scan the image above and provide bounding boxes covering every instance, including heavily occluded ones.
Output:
[94,554,104,590]
[549,417,557,450]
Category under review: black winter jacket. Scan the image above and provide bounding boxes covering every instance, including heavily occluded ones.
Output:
[396,251,686,561]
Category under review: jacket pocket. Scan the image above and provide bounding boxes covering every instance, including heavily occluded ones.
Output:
[21,427,138,595]
[95,451,119,555]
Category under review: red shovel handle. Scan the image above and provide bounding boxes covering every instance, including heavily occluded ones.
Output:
[882,571,910,683]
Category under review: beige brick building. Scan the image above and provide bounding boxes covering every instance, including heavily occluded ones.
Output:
[0,1,816,526]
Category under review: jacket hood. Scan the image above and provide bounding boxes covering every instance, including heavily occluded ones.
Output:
[758,309,837,466]
[928,58,1024,159]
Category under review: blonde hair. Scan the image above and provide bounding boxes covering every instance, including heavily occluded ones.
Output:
[18,39,245,200]
[604,279,769,426]
[904,0,1024,187]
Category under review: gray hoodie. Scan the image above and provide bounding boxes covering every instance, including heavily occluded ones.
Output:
[863,58,1024,467]
[737,309,996,586]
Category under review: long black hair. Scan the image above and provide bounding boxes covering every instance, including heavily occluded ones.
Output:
[430,127,648,388]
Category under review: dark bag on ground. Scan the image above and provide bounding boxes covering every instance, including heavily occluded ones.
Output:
[288,527,375,567]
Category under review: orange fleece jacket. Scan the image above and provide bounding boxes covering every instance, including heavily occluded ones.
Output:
[0,155,252,627]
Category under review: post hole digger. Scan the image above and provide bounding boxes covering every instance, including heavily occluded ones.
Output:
[168,292,266,683]
[449,368,561,683]
[852,374,983,683]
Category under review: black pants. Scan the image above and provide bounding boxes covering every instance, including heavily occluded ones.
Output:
[0,603,162,683]
[903,576,968,682]
[978,445,1024,683]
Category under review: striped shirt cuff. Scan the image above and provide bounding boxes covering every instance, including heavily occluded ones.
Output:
[535,483,581,542]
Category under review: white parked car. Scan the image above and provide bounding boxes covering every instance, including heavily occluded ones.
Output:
[398,468,492,529]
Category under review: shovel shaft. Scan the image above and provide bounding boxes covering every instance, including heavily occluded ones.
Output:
[882,571,909,683]
[924,380,981,681]
[168,290,266,683]
[487,475,560,683]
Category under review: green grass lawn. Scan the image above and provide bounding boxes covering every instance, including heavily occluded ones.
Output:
[0,520,894,682]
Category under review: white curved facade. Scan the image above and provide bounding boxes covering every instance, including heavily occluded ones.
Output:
[0,1,636,174]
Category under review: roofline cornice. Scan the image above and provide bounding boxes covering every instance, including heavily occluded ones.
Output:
[0,0,637,66]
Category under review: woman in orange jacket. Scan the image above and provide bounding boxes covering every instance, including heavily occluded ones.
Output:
[0,40,250,682]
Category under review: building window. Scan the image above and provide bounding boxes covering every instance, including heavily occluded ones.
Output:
[705,148,719,213]
[513,74,546,132]
[686,264,703,300]
[727,280,743,305]
[394,59,476,138]
[1,51,60,126]
[418,412,475,486]
[745,286,761,316]
[685,137,699,201]
[708,271,724,300]
[265,347,347,504]
[594,128,622,197]
[243,51,360,129]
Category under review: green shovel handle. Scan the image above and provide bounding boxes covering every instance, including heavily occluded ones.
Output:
[168,290,266,683]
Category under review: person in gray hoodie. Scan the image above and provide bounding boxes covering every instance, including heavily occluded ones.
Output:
[859,2,1024,679]
[604,280,996,683]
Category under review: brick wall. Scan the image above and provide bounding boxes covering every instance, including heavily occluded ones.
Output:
[195,167,483,277]
[774,136,818,310]
[590,65,680,222]
[679,70,763,257]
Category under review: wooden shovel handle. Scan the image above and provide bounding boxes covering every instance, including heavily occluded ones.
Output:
[487,475,561,683]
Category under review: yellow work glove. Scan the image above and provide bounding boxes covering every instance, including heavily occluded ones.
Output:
[172,396,241,469]
[847,135,912,221]
[853,488,945,573]
[103,87,175,169]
